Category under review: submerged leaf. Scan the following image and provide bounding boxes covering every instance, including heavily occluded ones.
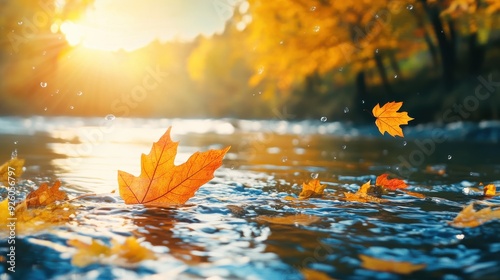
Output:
[360,254,426,274]
[68,236,156,267]
[449,203,500,228]
[256,214,320,226]
[25,180,67,208]
[372,101,413,137]
[299,179,326,199]
[376,174,408,191]
[118,126,230,205]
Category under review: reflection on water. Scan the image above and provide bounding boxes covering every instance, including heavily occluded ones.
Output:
[1,117,500,279]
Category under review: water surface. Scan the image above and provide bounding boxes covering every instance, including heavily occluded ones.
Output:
[1,117,500,279]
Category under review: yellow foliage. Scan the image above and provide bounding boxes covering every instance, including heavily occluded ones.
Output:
[0,158,24,185]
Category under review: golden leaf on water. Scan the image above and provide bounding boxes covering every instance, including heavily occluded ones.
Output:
[360,254,426,274]
[256,214,321,226]
[449,203,500,228]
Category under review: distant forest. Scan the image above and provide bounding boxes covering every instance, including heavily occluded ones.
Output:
[1,0,500,123]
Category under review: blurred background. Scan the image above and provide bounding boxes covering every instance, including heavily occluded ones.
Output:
[1,0,499,123]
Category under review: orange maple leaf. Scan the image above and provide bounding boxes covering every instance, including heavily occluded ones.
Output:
[375,174,408,191]
[344,180,387,203]
[299,179,326,199]
[483,184,496,197]
[118,127,230,205]
[372,101,413,137]
[449,203,500,228]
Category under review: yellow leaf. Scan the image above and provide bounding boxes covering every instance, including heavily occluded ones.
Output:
[359,254,426,274]
[484,184,496,197]
[301,268,336,280]
[299,179,326,199]
[0,158,24,184]
[372,102,413,137]
[68,236,156,267]
[118,126,230,205]
[256,214,320,226]
[449,203,500,228]
[344,181,387,203]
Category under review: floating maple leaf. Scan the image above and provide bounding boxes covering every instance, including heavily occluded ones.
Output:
[372,101,413,137]
[359,254,426,274]
[118,127,230,205]
[483,184,496,197]
[299,179,326,199]
[344,181,387,203]
[375,174,408,191]
[449,203,500,228]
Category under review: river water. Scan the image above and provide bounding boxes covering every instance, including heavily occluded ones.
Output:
[1,117,500,279]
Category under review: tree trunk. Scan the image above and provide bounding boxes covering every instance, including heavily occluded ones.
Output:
[412,8,439,68]
[388,50,401,78]
[374,52,392,95]
[420,0,455,89]
[467,32,486,75]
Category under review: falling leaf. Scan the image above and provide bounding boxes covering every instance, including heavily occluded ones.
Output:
[256,214,320,226]
[118,127,230,205]
[449,203,500,228]
[344,181,387,203]
[376,174,408,191]
[372,101,413,137]
[25,180,67,208]
[359,254,426,274]
[68,236,156,267]
[299,179,326,199]
[484,184,496,197]
[0,158,24,184]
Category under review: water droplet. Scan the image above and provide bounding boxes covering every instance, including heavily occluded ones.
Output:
[344,107,349,113]
[375,49,379,54]
[320,116,327,122]
[311,173,319,179]
[361,100,365,104]
[18,21,23,25]
[281,156,288,163]
[313,25,320,32]
[105,114,116,121]
[342,145,347,150]
[447,155,452,160]
[40,82,47,88]
[32,66,35,70]
[257,66,264,74]
[13,141,18,145]
[375,14,379,19]
[55,89,59,94]
[310,6,316,12]
[407,4,414,10]
[258,91,262,95]
[338,67,343,72]
[69,105,74,110]
[279,40,284,45]
[403,141,407,146]
[394,74,398,79]
[43,107,48,111]
[11,149,17,159]
[76,91,83,96]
